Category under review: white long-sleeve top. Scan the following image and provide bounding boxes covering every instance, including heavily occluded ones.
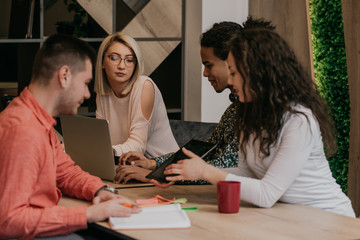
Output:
[225,104,355,217]
[96,75,179,158]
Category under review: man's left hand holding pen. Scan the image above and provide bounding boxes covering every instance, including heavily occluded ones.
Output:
[87,187,141,223]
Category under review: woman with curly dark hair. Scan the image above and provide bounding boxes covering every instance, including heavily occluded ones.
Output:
[156,25,355,217]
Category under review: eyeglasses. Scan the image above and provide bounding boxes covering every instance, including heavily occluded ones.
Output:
[106,54,136,67]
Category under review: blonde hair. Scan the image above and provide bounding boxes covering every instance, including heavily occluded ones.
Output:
[94,32,143,95]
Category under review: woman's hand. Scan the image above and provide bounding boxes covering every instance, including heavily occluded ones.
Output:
[119,151,156,170]
[163,147,228,184]
[163,147,208,181]
[114,165,152,184]
[150,179,174,188]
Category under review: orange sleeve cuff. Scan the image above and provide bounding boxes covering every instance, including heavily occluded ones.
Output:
[65,205,88,233]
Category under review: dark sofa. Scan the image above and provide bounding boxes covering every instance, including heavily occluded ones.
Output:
[55,118,218,149]
[169,119,217,147]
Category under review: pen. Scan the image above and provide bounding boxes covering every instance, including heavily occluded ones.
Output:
[122,203,137,208]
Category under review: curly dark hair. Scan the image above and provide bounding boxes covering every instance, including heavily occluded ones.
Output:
[201,21,242,60]
[242,16,275,31]
[200,17,275,61]
[228,28,336,158]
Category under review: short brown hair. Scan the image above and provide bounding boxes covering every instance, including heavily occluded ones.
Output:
[31,34,96,85]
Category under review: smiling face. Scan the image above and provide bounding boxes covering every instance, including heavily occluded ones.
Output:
[227,52,251,102]
[200,47,231,93]
[102,42,136,96]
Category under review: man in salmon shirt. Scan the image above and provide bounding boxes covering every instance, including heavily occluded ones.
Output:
[0,34,140,239]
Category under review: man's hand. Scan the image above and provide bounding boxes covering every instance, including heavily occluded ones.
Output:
[87,197,141,223]
[93,189,131,204]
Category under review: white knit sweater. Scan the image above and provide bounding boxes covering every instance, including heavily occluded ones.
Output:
[225,104,355,217]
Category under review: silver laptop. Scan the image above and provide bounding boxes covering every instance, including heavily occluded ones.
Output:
[60,115,116,181]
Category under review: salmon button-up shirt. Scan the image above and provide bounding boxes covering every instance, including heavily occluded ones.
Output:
[0,88,105,239]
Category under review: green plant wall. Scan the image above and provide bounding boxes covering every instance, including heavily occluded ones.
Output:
[309,0,349,193]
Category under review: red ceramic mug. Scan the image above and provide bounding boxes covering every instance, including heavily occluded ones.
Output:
[217,181,241,213]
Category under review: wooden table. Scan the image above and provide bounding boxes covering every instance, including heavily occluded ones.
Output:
[60,184,360,239]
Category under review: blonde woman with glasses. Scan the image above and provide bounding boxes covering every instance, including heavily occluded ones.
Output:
[94,32,179,183]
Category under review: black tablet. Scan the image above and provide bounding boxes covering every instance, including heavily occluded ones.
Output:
[146,139,217,183]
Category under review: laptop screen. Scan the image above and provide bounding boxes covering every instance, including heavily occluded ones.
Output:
[60,115,116,181]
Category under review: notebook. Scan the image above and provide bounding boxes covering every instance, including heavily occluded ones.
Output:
[109,203,191,230]
[146,139,217,183]
[60,115,116,181]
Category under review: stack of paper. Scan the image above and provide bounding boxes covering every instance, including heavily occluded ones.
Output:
[109,203,191,230]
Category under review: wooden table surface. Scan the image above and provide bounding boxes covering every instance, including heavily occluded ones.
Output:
[60,184,360,240]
